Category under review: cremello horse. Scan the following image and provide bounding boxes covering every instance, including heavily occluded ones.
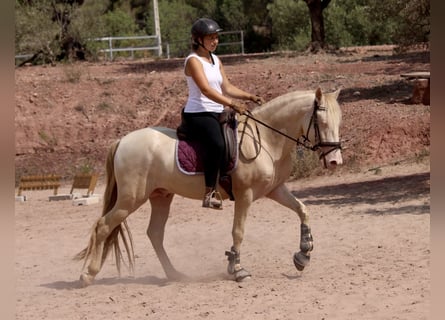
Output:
[75,88,342,285]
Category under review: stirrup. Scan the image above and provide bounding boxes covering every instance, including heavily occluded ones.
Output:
[203,190,223,210]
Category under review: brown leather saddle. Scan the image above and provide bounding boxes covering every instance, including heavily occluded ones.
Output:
[176,108,237,200]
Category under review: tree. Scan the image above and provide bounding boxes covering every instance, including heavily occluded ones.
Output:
[303,0,331,52]
[267,0,309,51]
[15,0,100,63]
[146,0,198,57]
[15,0,430,64]
[15,0,68,64]
[15,0,141,63]
[367,0,429,48]
[324,0,375,48]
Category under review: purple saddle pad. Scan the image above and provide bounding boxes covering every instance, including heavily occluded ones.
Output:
[176,140,236,175]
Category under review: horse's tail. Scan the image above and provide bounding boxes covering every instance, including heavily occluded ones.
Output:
[73,139,135,276]
[102,139,120,216]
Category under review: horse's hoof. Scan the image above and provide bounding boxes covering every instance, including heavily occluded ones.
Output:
[234,268,251,282]
[293,251,310,271]
[79,272,94,287]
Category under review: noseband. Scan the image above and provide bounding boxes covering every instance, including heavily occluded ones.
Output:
[241,98,342,166]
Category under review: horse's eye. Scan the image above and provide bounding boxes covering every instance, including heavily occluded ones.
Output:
[317,106,327,112]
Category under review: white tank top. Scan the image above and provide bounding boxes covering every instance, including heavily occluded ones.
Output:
[184,53,224,113]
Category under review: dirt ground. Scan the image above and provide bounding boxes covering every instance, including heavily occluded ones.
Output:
[15,46,430,180]
[15,160,430,320]
[15,46,430,319]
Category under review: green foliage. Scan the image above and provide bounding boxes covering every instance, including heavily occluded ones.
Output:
[15,0,62,63]
[69,0,108,38]
[290,146,322,179]
[325,0,372,47]
[146,0,198,57]
[67,1,108,60]
[219,0,248,31]
[102,8,139,36]
[324,0,429,48]
[358,0,399,45]
[212,0,273,53]
[380,0,430,47]
[15,0,430,63]
[71,1,142,59]
[267,0,310,51]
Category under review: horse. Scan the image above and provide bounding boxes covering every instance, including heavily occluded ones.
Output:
[74,87,342,285]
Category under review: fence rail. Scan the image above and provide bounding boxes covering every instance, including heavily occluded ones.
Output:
[92,35,161,60]
[15,30,245,63]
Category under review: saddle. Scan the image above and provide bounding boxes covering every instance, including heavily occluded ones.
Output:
[176,108,237,200]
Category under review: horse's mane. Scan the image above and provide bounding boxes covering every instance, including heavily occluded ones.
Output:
[251,90,315,118]
[253,89,340,118]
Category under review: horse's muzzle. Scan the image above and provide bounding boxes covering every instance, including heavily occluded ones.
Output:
[320,147,343,169]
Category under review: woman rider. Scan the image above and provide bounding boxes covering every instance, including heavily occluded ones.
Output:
[183,18,264,208]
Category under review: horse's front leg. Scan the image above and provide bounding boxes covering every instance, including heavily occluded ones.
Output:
[226,193,253,282]
[266,184,313,271]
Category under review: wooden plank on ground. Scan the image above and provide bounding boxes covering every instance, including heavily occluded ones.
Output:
[400,71,430,80]
[70,173,98,196]
[17,174,61,196]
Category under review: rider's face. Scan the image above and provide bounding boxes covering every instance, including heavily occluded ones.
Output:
[202,33,219,52]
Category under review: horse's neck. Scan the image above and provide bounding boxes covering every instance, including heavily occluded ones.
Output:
[252,92,313,145]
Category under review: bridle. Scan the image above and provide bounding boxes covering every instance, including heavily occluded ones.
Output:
[302,100,342,166]
[240,99,342,167]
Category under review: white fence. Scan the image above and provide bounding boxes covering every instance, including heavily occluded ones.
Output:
[15,31,245,63]
[93,35,161,60]
[218,30,245,53]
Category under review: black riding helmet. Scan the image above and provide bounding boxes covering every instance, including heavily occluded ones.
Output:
[191,18,223,64]
[191,18,223,39]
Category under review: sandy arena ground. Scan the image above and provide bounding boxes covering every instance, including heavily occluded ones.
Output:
[15,160,430,320]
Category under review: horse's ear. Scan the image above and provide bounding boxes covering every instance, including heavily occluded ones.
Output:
[315,87,322,102]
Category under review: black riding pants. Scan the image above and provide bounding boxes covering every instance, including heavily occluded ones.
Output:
[183,112,224,189]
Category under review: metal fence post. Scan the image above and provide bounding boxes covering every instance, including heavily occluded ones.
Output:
[166,42,170,59]
[108,37,113,60]
[241,30,245,55]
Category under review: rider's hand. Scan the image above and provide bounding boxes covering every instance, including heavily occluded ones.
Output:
[250,95,265,105]
[230,101,248,114]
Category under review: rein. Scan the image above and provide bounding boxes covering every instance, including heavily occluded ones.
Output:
[240,100,342,166]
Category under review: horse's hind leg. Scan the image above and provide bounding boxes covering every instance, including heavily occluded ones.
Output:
[80,206,134,286]
[266,184,313,271]
[147,194,186,281]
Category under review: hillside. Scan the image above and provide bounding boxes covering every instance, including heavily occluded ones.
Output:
[15,47,430,182]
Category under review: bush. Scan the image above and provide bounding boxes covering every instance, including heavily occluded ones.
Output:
[290,146,322,179]
[267,0,310,51]
[145,0,199,57]
[15,0,430,63]
[15,0,62,64]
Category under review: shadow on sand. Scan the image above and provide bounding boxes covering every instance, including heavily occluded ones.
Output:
[291,171,430,215]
